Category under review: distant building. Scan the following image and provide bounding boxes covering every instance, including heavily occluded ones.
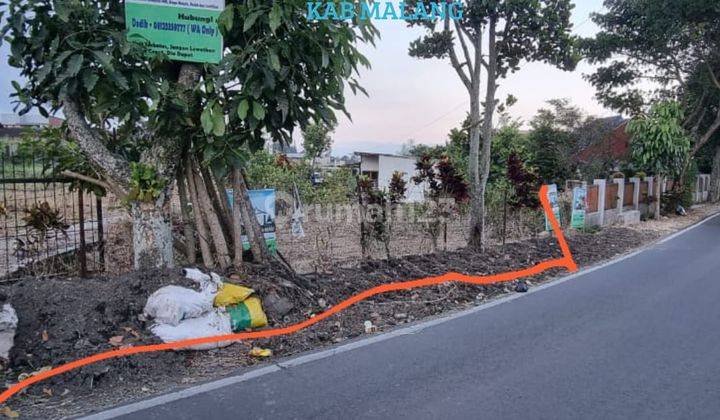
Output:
[355,152,425,202]
[0,113,64,155]
[574,118,630,172]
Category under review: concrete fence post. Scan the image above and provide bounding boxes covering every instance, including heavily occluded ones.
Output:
[629,177,641,210]
[613,178,624,214]
[594,179,606,226]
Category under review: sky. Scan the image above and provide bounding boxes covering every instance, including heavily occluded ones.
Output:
[326,0,611,156]
[0,0,611,157]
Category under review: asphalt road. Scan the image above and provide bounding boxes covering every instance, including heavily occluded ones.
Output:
[97,215,720,419]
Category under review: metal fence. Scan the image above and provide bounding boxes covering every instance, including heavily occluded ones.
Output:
[0,149,105,280]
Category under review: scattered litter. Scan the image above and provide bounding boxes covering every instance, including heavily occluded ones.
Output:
[363,320,376,333]
[18,366,51,382]
[676,204,687,216]
[0,406,19,418]
[108,336,124,347]
[249,347,272,357]
[123,327,140,338]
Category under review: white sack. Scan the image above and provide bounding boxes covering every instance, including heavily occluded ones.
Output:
[151,309,233,351]
[143,285,214,326]
[0,304,18,360]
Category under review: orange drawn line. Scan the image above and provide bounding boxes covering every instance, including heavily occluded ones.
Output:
[0,185,577,404]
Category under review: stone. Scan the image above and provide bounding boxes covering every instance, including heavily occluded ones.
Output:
[264,291,294,318]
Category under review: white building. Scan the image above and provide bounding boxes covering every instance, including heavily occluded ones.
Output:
[355,152,425,202]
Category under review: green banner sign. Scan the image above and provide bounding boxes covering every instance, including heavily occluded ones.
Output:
[125,0,224,64]
[544,184,561,231]
[571,186,587,229]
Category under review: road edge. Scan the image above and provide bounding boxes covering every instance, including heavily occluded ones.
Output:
[80,210,720,420]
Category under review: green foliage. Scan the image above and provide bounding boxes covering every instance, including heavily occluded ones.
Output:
[357,175,393,259]
[16,202,70,260]
[200,0,378,172]
[2,0,378,181]
[302,123,334,162]
[2,1,151,120]
[128,163,167,203]
[490,123,530,184]
[528,124,572,185]
[408,0,579,77]
[388,171,407,205]
[627,101,692,176]
[506,152,540,209]
[243,150,355,204]
[583,0,720,114]
[412,155,469,203]
[22,202,69,235]
[18,127,107,196]
[681,160,699,207]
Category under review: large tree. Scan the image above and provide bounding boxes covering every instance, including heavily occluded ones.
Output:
[583,0,720,158]
[2,0,376,269]
[407,0,577,249]
[302,123,334,171]
[627,101,692,218]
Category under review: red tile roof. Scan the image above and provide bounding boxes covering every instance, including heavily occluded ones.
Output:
[576,121,630,163]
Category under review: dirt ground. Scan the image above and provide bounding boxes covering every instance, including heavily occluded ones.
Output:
[0,204,717,419]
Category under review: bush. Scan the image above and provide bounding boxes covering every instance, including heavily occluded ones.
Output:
[244,150,355,205]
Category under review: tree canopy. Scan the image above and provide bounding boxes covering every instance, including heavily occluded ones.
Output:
[583,0,720,154]
[407,0,578,248]
[1,0,378,268]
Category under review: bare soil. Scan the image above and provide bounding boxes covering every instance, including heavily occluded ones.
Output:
[1,206,715,418]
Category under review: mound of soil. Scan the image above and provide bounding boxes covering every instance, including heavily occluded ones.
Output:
[0,269,197,392]
[0,226,656,418]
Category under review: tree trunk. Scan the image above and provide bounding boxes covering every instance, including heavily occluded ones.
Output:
[176,173,196,264]
[232,168,245,268]
[234,167,273,263]
[131,200,173,269]
[192,163,232,269]
[467,98,483,249]
[710,145,720,202]
[469,19,498,250]
[185,161,214,267]
[200,166,233,251]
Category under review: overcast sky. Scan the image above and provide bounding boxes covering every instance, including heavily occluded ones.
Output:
[0,0,611,157]
[327,0,611,156]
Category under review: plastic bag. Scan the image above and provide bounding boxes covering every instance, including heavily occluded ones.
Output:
[227,296,268,331]
[182,267,222,295]
[214,283,254,307]
[151,309,233,351]
[143,285,214,326]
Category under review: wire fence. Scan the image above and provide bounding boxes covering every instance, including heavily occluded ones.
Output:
[0,148,105,281]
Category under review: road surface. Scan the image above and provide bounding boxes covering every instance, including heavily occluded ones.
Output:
[92,215,720,419]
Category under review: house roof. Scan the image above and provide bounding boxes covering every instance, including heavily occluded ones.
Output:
[575,121,631,163]
[354,151,417,160]
[0,127,27,138]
